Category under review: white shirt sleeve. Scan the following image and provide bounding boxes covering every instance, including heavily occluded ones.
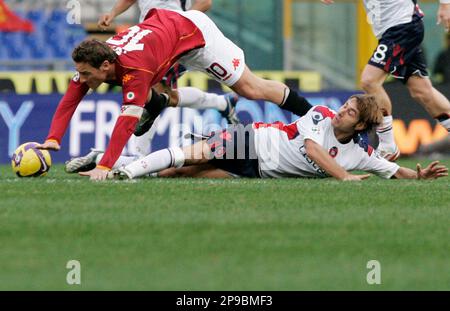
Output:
[358,150,400,179]
[297,107,329,146]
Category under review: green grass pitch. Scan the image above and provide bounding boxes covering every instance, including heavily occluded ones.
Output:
[0,158,449,290]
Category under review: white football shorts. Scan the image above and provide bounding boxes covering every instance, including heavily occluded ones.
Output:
[175,9,246,87]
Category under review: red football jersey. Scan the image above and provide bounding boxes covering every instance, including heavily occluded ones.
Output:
[46,9,206,169]
[107,8,205,108]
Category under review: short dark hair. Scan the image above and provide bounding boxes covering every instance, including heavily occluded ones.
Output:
[72,39,117,68]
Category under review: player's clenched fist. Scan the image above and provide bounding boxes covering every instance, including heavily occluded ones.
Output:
[98,13,114,30]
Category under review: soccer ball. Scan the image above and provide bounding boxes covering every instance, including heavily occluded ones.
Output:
[11,142,52,177]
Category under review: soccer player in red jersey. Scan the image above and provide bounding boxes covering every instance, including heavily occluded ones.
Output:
[37,9,313,180]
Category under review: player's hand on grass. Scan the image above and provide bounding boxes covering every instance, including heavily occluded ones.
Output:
[437,3,450,32]
[342,173,371,181]
[98,13,114,30]
[416,161,449,180]
[79,167,110,181]
[36,140,60,151]
[321,0,334,5]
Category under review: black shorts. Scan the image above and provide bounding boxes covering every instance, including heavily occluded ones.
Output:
[206,125,261,178]
[368,14,428,82]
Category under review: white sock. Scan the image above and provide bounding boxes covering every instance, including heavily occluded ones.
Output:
[376,115,395,147]
[130,132,152,158]
[124,147,185,178]
[177,87,227,111]
[96,153,138,169]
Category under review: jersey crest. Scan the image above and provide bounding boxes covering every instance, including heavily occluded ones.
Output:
[329,146,339,158]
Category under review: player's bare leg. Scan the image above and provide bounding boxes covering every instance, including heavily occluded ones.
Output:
[361,65,392,115]
[230,66,312,117]
[231,66,286,104]
[158,164,232,178]
[406,76,450,130]
[360,64,399,161]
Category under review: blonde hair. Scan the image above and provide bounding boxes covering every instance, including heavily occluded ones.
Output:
[350,94,384,132]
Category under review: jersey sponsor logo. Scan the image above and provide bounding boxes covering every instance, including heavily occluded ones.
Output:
[311,106,335,125]
[122,74,134,84]
[329,146,338,158]
[299,145,327,176]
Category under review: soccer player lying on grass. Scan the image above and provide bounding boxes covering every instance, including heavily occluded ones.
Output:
[107,94,448,181]
[36,8,313,181]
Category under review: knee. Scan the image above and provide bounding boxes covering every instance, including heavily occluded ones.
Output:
[360,75,380,93]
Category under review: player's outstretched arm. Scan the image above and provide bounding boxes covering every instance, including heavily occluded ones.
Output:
[437,1,450,32]
[304,139,371,181]
[190,0,212,12]
[98,0,137,30]
[393,161,449,179]
[37,76,89,152]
